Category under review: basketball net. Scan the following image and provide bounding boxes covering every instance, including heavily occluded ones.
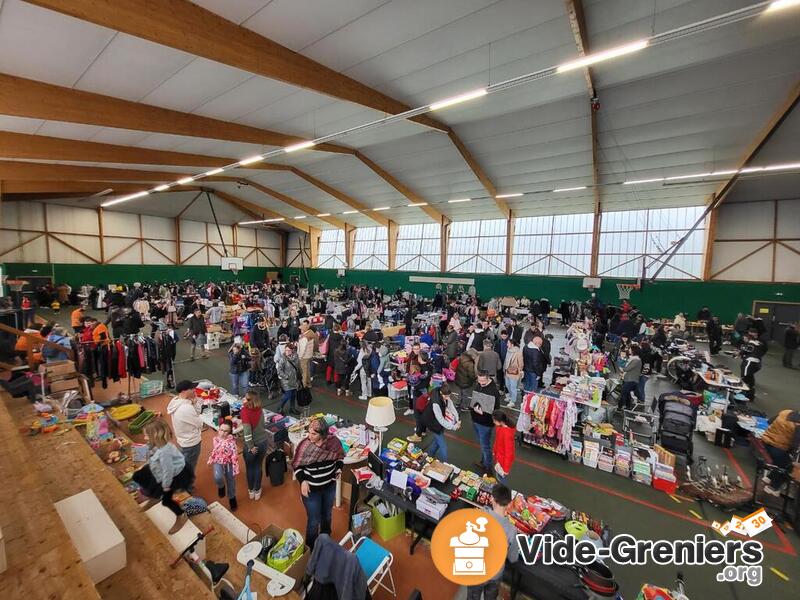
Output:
[616,283,639,300]
[5,279,28,292]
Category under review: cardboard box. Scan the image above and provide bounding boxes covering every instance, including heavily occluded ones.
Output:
[54,489,126,583]
[46,360,76,377]
[50,378,80,393]
[259,524,309,590]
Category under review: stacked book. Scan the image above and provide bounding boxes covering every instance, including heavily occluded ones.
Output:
[632,455,653,485]
[569,439,583,463]
[598,446,615,473]
[614,446,632,478]
[653,462,676,483]
[582,440,600,469]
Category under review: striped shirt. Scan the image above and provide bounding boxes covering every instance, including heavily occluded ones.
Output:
[293,438,344,489]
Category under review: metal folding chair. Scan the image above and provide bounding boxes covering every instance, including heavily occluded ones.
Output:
[340,532,396,597]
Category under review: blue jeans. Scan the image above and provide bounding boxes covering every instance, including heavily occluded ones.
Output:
[302,483,336,549]
[638,375,648,407]
[522,371,538,392]
[213,463,236,499]
[179,442,201,492]
[428,431,448,461]
[244,440,268,491]
[472,423,493,470]
[619,381,638,410]
[280,389,296,413]
[505,376,519,405]
[230,371,249,397]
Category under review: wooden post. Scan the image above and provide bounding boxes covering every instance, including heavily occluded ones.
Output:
[702,196,717,280]
[138,214,144,263]
[97,207,105,264]
[440,218,449,273]
[232,224,238,258]
[344,225,356,269]
[43,203,50,263]
[771,200,778,282]
[505,211,514,275]
[175,217,181,264]
[279,230,288,268]
[589,109,602,277]
[387,220,398,271]
[309,228,321,269]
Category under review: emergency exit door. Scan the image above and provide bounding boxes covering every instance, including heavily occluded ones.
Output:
[752,301,800,342]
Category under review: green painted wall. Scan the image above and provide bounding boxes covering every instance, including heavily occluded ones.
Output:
[5,261,796,323]
[282,267,800,323]
[3,263,270,288]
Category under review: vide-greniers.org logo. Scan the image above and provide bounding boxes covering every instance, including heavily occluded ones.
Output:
[518,534,765,587]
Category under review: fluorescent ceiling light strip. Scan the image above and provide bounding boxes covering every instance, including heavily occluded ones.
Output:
[623,177,664,185]
[408,202,428,207]
[739,166,764,173]
[202,168,224,177]
[294,215,307,219]
[153,184,170,192]
[664,172,712,181]
[102,191,149,207]
[553,186,587,192]
[557,40,648,72]
[316,213,331,217]
[342,210,359,214]
[448,198,471,203]
[240,217,284,225]
[429,88,487,111]
[710,170,738,176]
[238,155,264,166]
[762,162,800,171]
[373,206,390,211]
[284,140,316,153]
[177,176,194,185]
[766,0,800,12]
[496,193,523,198]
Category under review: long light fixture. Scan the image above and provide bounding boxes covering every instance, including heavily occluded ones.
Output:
[496,193,523,198]
[295,215,307,219]
[177,176,194,185]
[238,155,264,166]
[284,140,316,153]
[407,202,428,207]
[102,190,149,207]
[553,186,587,192]
[766,0,800,11]
[448,198,471,203]
[429,88,487,111]
[342,210,359,214]
[316,213,331,217]
[557,40,648,72]
[203,168,225,176]
[102,2,800,210]
[373,206,390,211]
[664,172,712,181]
[153,184,170,192]
[239,217,284,225]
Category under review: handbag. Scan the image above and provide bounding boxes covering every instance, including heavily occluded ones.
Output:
[506,366,520,376]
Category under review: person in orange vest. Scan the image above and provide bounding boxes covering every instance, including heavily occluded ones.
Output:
[761,409,800,496]
[71,304,86,333]
[14,322,45,367]
[90,318,112,346]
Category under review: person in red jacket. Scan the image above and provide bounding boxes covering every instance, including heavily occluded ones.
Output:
[492,410,516,485]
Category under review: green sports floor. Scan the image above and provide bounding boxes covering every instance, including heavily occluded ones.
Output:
[47,309,800,599]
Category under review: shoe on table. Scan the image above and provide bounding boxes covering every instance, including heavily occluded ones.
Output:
[403,409,414,416]
[407,434,422,443]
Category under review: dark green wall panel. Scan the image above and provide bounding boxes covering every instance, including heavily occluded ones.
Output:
[4,263,269,288]
[282,268,800,323]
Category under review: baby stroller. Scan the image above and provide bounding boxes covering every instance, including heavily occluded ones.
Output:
[249,347,281,398]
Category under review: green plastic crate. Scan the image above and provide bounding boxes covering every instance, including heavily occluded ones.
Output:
[371,506,405,541]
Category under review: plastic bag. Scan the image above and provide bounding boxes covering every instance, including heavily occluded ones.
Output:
[267,528,304,573]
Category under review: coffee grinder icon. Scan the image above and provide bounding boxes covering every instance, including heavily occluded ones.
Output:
[450,516,489,576]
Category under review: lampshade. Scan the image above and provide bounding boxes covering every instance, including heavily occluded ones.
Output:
[365,396,396,429]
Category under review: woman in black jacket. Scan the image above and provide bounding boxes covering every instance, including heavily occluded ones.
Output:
[326,323,344,385]
[229,343,251,397]
[333,341,351,396]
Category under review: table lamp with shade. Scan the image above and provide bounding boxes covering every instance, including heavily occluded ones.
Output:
[365,396,395,451]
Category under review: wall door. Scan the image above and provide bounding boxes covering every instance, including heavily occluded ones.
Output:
[752,301,800,341]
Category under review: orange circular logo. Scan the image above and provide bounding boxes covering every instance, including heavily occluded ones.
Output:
[430,508,510,586]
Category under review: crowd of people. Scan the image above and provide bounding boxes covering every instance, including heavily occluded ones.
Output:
[3,276,798,563]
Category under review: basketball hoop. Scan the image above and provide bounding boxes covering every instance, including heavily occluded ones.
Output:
[616,283,640,300]
[4,279,29,292]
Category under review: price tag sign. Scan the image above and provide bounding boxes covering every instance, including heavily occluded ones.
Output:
[741,508,773,537]
[729,515,747,535]
[711,521,731,536]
